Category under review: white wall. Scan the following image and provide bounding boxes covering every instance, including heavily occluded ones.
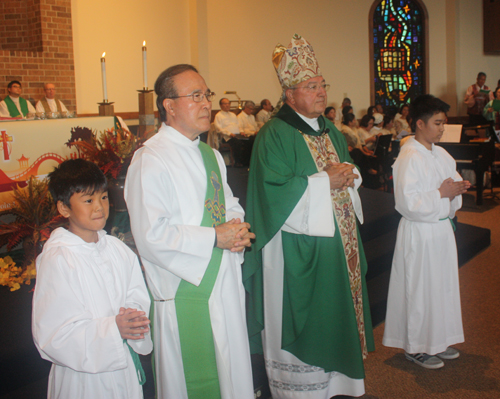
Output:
[456,0,500,114]
[71,0,498,117]
[71,0,191,114]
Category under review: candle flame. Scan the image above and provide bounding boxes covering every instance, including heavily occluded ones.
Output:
[143,41,146,46]
[102,52,106,57]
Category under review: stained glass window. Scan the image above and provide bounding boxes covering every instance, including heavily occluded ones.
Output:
[372,0,426,109]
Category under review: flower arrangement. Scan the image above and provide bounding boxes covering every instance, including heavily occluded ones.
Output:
[65,126,142,180]
[0,256,36,291]
[0,177,66,285]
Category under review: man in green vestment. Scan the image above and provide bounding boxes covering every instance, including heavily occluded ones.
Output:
[125,64,255,399]
[0,80,36,118]
[243,34,374,399]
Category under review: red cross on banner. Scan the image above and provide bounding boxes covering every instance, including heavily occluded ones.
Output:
[0,130,13,161]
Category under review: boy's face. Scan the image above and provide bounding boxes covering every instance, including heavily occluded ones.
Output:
[57,190,109,243]
[415,112,447,150]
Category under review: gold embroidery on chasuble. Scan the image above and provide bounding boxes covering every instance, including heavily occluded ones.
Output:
[301,132,368,358]
[205,171,226,227]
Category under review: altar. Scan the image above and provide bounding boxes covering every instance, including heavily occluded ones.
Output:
[0,116,115,210]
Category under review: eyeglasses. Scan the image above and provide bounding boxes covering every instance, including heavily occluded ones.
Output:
[168,91,216,102]
[291,83,330,92]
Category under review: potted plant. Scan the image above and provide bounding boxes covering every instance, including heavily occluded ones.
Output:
[65,126,143,211]
[0,177,66,289]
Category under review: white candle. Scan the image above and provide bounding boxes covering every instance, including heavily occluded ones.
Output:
[101,52,108,102]
[142,41,148,89]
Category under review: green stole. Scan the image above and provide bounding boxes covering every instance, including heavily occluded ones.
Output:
[4,96,29,117]
[40,98,63,114]
[174,141,226,399]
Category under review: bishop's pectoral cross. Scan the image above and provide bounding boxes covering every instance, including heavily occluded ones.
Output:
[0,131,13,161]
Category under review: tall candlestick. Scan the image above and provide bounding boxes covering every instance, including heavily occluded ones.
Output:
[101,52,108,102]
[142,41,148,89]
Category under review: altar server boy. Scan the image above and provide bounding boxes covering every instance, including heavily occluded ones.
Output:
[32,159,152,399]
[382,95,470,369]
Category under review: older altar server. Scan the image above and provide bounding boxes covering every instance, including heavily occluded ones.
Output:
[125,64,254,399]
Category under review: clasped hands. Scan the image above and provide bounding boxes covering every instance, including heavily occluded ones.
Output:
[439,178,471,200]
[215,218,255,252]
[324,162,359,190]
[116,307,150,340]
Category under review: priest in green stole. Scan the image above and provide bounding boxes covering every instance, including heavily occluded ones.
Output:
[0,80,36,118]
[243,35,374,399]
[125,64,255,399]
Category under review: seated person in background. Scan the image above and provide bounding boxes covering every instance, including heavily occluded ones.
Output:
[341,113,372,156]
[0,80,36,118]
[395,103,412,138]
[32,159,153,398]
[341,113,380,189]
[214,97,245,166]
[358,114,379,150]
[375,104,385,115]
[464,72,490,126]
[383,114,397,138]
[483,86,500,131]
[237,101,259,136]
[336,97,351,124]
[256,98,272,128]
[370,113,384,135]
[324,106,341,130]
[36,83,69,116]
[367,105,376,117]
[492,79,500,101]
[342,105,358,127]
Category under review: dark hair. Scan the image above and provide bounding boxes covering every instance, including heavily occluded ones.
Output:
[48,159,108,208]
[399,103,410,114]
[342,113,356,125]
[494,86,500,98]
[260,99,269,108]
[367,105,376,117]
[8,80,21,89]
[360,114,374,128]
[342,105,353,117]
[324,106,335,116]
[342,97,351,105]
[219,97,230,107]
[155,64,198,123]
[383,114,393,126]
[409,94,450,132]
[478,72,486,79]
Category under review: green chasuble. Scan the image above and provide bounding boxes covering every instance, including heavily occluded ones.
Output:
[4,96,29,117]
[243,103,374,380]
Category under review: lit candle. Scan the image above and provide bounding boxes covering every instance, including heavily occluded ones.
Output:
[142,41,148,89]
[101,52,108,102]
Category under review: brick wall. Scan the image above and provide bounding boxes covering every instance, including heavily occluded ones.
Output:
[0,0,76,111]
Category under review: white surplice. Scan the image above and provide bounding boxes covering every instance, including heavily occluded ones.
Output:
[256,109,271,128]
[383,137,464,354]
[32,228,153,399]
[124,123,253,399]
[237,111,259,136]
